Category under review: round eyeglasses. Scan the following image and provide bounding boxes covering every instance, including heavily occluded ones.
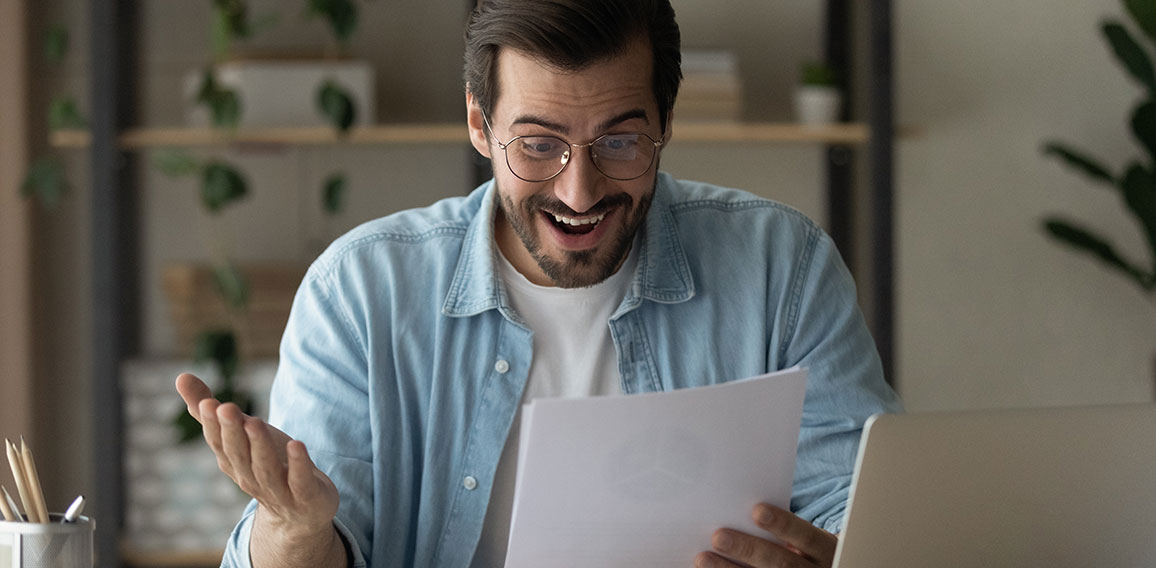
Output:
[483,112,665,182]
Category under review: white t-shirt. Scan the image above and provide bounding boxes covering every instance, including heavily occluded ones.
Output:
[469,244,638,567]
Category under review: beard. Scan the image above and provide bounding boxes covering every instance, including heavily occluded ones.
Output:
[496,180,655,289]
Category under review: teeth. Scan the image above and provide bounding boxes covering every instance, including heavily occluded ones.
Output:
[552,212,605,226]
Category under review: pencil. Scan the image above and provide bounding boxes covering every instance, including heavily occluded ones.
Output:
[20,438,50,524]
[5,439,39,523]
[0,484,15,521]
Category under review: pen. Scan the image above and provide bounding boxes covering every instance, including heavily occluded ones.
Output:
[62,495,85,523]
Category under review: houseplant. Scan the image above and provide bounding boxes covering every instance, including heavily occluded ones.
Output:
[1041,0,1156,394]
[793,60,842,126]
[1041,0,1156,300]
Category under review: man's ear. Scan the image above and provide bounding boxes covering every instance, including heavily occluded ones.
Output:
[465,90,492,159]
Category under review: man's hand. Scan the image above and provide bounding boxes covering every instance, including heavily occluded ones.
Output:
[694,503,837,568]
[175,373,346,568]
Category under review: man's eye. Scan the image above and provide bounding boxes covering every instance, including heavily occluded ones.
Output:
[597,135,640,157]
[519,138,563,156]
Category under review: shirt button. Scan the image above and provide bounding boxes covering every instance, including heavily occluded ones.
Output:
[463,476,478,490]
[494,359,510,374]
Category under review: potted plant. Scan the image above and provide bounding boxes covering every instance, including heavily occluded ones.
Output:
[793,60,842,126]
[1041,0,1156,394]
[183,0,373,130]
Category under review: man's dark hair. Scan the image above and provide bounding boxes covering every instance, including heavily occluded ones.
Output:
[464,0,681,134]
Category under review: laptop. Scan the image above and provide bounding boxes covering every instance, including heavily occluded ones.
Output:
[832,403,1156,568]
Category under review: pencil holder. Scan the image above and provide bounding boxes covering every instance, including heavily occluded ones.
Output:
[0,514,94,568]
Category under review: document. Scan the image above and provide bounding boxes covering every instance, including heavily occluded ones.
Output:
[504,367,808,567]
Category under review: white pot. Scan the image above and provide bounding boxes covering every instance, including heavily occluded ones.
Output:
[183,59,376,128]
[793,86,843,126]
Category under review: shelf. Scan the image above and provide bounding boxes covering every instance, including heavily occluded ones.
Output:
[49,121,893,150]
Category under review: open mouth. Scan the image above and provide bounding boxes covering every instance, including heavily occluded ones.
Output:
[547,211,606,235]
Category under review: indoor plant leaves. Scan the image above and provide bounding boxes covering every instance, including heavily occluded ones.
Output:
[201,161,249,212]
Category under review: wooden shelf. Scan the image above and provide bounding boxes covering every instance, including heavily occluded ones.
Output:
[49,121,896,150]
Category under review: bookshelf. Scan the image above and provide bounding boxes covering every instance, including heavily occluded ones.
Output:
[86,1,897,566]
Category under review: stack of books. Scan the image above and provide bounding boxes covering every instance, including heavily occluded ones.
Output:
[674,50,744,122]
[162,263,307,359]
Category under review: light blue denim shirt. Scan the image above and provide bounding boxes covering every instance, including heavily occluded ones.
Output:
[221,172,901,568]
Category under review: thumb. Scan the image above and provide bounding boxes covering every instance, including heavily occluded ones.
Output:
[175,373,215,421]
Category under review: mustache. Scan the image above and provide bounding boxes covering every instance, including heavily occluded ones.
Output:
[523,192,634,217]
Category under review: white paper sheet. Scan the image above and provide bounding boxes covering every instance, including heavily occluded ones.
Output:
[504,367,808,567]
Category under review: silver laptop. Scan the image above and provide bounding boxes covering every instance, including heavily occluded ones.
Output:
[833,403,1156,568]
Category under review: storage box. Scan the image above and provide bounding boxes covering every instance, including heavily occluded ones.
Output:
[162,263,307,358]
[183,59,376,128]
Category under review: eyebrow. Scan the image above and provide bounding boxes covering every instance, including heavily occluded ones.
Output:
[510,109,650,136]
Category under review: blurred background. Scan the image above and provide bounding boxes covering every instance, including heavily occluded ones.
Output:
[2,0,1154,566]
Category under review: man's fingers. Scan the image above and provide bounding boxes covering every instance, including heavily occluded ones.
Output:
[752,503,837,566]
[217,403,259,495]
[694,550,744,567]
[247,419,290,503]
[198,398,223,451]
[711,528,804,568]
[175,373,214,421]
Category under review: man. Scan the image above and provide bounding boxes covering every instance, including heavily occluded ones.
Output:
[176,1,901,566]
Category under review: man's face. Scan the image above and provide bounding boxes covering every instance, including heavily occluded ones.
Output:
[467,40,665,288]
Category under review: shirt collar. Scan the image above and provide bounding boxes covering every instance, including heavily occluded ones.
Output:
[441,172,695,318]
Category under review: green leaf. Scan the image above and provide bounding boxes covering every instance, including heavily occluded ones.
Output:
[1121,164,1156,271]
[48,96,86,130]
[196,69,243,128]
[323,173,347,214]
[193,329,240,383]
[213,262,251,311]
[1044,217,1154,290]
[211,0,253,59]
[153,150,202,178]
[1103,21,1156,93]
[44,24,69,63]
[308,0,359,44]
[212,89,242,128]
[1132,101,1156,165]
[20,157,67,210]
[1042,142,1116,186]
[201,161,248,212]
[317,80,356,134]
[800,61,838,87]
[1125,0,1156,47]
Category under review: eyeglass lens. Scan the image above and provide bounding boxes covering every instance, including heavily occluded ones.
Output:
[506,134,658,182]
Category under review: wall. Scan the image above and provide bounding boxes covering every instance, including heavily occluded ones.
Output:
[896,1,1156,410]
[23,0,94,514]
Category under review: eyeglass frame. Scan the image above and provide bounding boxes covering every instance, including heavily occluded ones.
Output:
[480,110,666,183]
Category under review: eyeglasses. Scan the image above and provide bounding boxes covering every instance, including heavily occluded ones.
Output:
[482,111,664,183]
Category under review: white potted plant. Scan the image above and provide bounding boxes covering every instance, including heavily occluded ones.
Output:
[793,61,842,126]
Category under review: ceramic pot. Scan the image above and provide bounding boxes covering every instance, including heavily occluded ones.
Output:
[794,85,842,126]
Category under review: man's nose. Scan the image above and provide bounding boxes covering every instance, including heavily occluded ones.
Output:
[552,146,604,214]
